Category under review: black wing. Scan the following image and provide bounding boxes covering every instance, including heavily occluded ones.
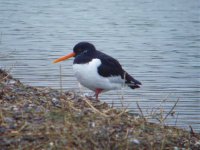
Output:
[96,51,124,77]
[96,50,142,89]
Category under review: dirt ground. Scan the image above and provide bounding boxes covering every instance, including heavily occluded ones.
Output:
[0,69,199,150]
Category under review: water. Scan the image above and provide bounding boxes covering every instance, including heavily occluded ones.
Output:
[0,0,199,132]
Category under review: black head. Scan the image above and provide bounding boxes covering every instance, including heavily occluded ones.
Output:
[73,42,96,56]
[53,42,96,64]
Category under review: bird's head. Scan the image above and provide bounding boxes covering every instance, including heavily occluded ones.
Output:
[53,42,96,63]
[73,42,96,55]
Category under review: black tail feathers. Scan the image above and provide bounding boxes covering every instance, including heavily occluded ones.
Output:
[123,72,142,89]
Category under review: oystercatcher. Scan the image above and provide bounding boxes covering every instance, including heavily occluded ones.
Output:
[53,42,141,100]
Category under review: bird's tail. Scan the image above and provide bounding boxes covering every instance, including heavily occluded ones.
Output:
[123,71,142,89]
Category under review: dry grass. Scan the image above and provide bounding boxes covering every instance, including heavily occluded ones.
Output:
[0,69,200,150]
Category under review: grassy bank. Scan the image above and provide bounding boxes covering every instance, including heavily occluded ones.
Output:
[0,69,199,149]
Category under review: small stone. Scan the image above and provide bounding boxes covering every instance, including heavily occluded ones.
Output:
[43,88,51,94]
[13,111,23,120]
[88,122,95,128]
[24,103,37,112]
[51,97,61,107]
[51,92,59,98]
[173,147,180,150]
[195,141,200,146]
[8,79,16,84]
[40,98,48,103]
[28,103,36,107]
[52,97,58,103]
[35,106,44,113]
[9,123,17,129]
[0,126,7,134]
[49,142,54,146]
[4,117,14,124]
[129,138,140,144]
[11,105,19,111]
[5,96,12,101]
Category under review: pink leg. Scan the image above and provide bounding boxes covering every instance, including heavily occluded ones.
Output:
[95,88,103,100]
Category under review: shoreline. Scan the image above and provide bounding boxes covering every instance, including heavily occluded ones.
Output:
[0,69,199,149]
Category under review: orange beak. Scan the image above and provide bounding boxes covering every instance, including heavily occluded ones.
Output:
[53,52,75,63]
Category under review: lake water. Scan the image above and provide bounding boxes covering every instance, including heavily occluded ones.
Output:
[0,0,199,132]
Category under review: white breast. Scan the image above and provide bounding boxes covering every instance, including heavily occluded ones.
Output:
[73,58,125,91]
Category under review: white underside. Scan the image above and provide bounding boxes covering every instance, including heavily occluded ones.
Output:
[73,59,125,92]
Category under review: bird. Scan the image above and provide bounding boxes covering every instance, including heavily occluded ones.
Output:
[53,42,141,100]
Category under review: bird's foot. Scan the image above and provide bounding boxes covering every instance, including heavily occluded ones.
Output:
[94,88,103,101]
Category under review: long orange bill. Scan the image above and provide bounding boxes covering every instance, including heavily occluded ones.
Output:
[53,52,75,63]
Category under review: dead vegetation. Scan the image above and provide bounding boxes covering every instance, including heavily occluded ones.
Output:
[0,69,199,150]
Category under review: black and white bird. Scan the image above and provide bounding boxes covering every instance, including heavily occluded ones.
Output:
[53,42,141,100]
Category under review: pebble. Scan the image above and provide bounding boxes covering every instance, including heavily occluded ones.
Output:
[49,142,54,146]
[4,117,14,124]
[43,88,51,94]
[23,103,37,112]
[1,69,199,150]
[11,105,19,111]
[40,97,48,103]
[88,122,95,128]
[130,138,140,145]
[35,106,45,113]
[8,79,16,84]
[51,97,61,107]
[0,126,7,134]
[173,147,179,150]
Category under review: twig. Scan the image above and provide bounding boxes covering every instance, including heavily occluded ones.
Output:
[59,64,63,94]
[189,125,195,136]
[111,100,114,108]
[0,66,15,82]
[18,121,28,132]
[68,101,81,112]
[0,108,5,125]
[136,101,146,121]
[119,89,124,107]
[163,98,179,121]
[160,132,166,150]
[120,72,127,107]
[0,74,10,82]
[2,63,16,78]
[125,128,129,139]
[174,112,179,126]
[84,99,108,117]
[151,94,171,112]
[117,108,129,117]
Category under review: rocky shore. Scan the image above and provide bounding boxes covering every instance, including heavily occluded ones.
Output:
[0,69,199,149]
